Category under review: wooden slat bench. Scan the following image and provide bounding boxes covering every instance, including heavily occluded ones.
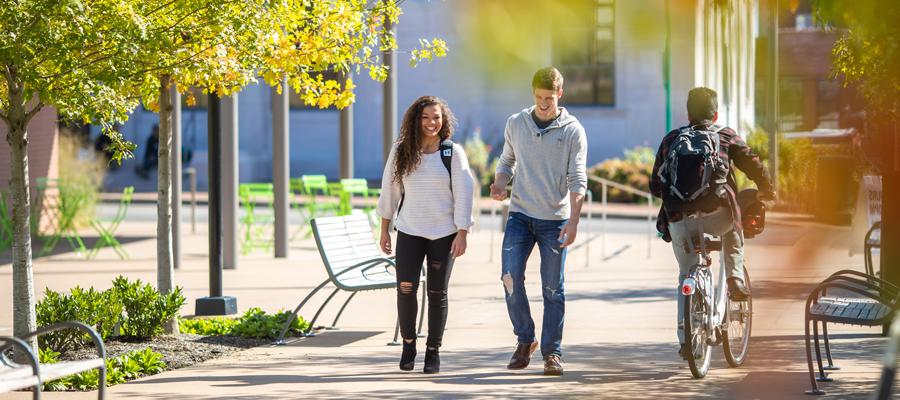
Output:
[0,321,107,399]
[804,269,899,395]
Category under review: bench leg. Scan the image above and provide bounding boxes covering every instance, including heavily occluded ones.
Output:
[805,318,826,395]
[274,278,332,345]
[813,321,833,382]
[98,363,106,400]
[387,317,401,346]
[306,288,342,336]
[329,292,359,329]
[416,283,426,338]
[821,323,840,370]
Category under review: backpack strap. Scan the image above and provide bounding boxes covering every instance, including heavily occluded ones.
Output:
[440,139,453,180]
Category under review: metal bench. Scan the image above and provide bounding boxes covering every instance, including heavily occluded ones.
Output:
[804,269,899,395]
[274,214,424,345]
[0,321,107,399]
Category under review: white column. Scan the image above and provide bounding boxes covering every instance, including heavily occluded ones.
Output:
[222,94,239,269]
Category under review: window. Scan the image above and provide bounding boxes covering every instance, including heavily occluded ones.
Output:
[553,0,615,106]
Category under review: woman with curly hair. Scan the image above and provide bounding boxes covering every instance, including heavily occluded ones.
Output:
[376,95,475,374]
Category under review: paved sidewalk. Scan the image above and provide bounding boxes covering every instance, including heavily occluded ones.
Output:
[0,214,892,399]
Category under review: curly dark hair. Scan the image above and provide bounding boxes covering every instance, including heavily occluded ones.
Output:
[392,95,456,184]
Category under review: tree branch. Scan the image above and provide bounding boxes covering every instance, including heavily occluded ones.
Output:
[23,102,43,124]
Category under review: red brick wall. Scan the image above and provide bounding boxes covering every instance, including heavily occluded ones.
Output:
[0,107,59,190]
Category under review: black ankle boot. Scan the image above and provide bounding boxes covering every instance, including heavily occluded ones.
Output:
[423,348,440,374]
[399,340,416,371]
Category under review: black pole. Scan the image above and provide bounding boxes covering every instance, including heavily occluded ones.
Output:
[195,93,237,315]
[208,93,223,297]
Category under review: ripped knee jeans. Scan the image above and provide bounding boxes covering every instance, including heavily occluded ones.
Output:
[500,212,567,358]
[395,231,456,349]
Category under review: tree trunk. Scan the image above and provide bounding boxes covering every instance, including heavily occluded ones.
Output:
[156,76,177,334]
[5,71,37,354]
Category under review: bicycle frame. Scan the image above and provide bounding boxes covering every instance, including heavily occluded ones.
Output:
[682,239,727,339]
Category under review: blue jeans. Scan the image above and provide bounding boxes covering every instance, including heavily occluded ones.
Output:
[501,212,567,357]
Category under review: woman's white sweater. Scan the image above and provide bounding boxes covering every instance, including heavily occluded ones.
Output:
[377,143,475,240]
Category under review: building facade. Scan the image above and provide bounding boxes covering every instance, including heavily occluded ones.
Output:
[99,0,760,191]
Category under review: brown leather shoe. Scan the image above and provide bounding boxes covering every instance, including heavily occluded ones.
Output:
[543,354,563,376]
[507,341,538,370]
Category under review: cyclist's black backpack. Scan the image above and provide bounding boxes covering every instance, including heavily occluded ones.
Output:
[657,125,729,211]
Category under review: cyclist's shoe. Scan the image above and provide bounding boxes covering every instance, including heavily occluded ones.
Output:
[727,277,750,301]
[543,354,564,376]
[507,341,538,369]
[678,343,690,360]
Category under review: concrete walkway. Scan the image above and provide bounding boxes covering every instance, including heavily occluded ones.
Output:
[0,213,892,399]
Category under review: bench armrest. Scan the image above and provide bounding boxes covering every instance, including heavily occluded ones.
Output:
[822,275,899,302]
[0,336,40,381]
[827,269,900,298]
[17,321,106,363]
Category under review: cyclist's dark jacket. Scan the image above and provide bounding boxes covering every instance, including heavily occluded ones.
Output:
[650,121,773,234]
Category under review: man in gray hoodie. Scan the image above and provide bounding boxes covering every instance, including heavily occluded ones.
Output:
[490,67,588,376]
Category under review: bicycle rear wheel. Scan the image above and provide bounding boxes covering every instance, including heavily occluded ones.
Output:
[684,283,712,378]
[723,268,752,367]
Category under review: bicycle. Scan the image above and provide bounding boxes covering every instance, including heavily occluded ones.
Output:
[681,233,753,378]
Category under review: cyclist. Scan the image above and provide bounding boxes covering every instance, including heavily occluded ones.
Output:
[650,87,774,359]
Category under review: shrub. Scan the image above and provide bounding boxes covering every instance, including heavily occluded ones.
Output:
[587,146,655,203]
[231,308,309,339]
[41,347,167,391]
[462,132,499,196]
[179,308,309,339]
[56,131,106,228]
[35,287,122,351]
[738,128,820,212]
[35,276,186,351]
[112,277,185,338]
[179,316,240,336]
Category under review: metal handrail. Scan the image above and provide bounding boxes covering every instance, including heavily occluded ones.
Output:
[588,176,652,197]
[587,175,656,264]
[485,175,657,266]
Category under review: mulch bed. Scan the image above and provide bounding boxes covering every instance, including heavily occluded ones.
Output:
[62,334,270,370]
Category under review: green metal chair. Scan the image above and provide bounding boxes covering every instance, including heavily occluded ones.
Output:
[38,178,87,258]
[290,175,339,240]
[339,178,380,229]
[88,186,133,260]
[239,183,275,254]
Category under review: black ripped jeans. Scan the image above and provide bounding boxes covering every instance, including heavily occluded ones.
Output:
[395,230,456,349]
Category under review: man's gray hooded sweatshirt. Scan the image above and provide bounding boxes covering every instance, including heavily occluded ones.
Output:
[496,106,588,221]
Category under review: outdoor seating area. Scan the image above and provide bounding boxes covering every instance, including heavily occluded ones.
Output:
[0,178,135,260]
[241,175,382,254]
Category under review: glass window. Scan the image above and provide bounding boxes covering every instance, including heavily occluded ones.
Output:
[553,0,615,106]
